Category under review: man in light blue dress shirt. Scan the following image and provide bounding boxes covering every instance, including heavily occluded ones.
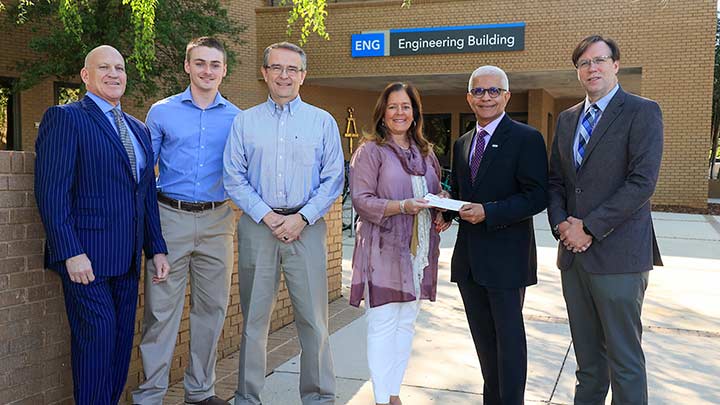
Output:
[133,37,240,405]
[224,42,343,405]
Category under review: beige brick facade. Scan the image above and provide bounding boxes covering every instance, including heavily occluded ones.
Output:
[258,0,716,208]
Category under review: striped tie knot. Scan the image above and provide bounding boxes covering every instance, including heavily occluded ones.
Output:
[575,104,600,169]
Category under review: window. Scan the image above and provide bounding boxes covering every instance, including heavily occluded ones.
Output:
[510,112,528,124]
[460,113,476,136]
[423,114,451,168]
[54,82,82,105]
[0,78,20,151]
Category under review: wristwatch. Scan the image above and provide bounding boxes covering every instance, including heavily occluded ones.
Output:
[552,224,560,238]
[299,213,309,225]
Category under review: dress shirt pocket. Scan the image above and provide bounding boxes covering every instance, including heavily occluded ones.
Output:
[295,143,319,167]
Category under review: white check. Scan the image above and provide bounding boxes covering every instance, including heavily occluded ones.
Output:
[423,193,470,211]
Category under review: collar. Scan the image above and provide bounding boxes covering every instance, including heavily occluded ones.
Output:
[180,86,228,109]
[475,112,505,136]
[266,95,302,117]
[584,83,619,113]
[86,91,120,114]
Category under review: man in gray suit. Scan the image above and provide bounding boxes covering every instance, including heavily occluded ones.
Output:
[548,35,663,404]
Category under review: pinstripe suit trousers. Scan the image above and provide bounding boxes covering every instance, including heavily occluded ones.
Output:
[59,269,139,405]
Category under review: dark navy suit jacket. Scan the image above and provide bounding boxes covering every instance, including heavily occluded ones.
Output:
[35,95,167,276]
[446,114,549,288]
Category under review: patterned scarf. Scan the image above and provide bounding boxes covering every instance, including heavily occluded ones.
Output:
[386,137,427,176]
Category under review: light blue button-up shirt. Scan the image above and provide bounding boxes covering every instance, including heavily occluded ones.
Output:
[86,91,146,181]
[223,95,344,224]
[148,87,241,202]
[573,83,620,163]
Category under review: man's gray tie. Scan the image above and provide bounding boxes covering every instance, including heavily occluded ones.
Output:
[575,104,600,169]
[111,107,137,182]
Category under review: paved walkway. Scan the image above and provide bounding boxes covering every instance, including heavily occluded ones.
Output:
[167,211,720,404]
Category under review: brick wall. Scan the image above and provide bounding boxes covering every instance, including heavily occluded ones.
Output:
[0,151,74,403]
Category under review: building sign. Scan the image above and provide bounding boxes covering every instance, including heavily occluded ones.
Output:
[351,22,525,58]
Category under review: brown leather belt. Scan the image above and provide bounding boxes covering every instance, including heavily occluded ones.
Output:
[272,206,303,215]
[158,193,227,212]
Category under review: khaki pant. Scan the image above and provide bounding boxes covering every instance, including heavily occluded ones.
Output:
[133,203,235,404]
[233,213,335,405]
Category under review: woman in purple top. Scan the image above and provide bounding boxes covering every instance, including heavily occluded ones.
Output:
[349,82,450,405]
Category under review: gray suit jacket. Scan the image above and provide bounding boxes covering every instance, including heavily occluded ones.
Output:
[547,87,663,274]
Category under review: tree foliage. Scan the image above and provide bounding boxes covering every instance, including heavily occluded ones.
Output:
[1,0,244,104]
[269,0,412,46]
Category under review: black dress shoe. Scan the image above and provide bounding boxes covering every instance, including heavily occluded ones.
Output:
[186,395,231,405]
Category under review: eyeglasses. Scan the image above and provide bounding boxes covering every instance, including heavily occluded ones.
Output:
[469,87,507,98]
[264,64,303,77]
[575,55,613,70]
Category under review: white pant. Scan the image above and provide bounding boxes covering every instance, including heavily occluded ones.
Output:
[365,301,421,404]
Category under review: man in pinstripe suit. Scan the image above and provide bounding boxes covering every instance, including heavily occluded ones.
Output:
[34,45,170,404]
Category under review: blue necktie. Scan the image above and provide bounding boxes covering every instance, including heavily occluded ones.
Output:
[576,104,600,168]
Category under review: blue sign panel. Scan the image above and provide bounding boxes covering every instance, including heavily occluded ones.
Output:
[351,23,525,58]
[351,33,386,58]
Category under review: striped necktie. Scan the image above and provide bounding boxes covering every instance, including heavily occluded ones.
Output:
[470,129,488,181]
[111,107,137,182]
[576,104,600,168]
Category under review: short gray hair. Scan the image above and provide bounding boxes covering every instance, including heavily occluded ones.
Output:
[467,65,509,91]
[263,42,307,71]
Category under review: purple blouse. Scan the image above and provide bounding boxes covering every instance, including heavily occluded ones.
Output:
[349,140,441,308]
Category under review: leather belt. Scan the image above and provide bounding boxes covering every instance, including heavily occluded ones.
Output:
[272,206,303,215]
[158,193,227,212]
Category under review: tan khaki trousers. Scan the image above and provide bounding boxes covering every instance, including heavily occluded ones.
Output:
[133,203,235,404]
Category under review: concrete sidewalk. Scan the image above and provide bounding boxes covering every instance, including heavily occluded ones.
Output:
[258,211,720,404]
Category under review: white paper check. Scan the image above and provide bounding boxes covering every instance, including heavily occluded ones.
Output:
[423,193,470,211]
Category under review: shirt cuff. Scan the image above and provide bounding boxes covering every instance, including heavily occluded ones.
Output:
[299,205,320,225]
[248,202,273,224]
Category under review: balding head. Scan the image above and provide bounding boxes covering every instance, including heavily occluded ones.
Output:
[81,45,127,106]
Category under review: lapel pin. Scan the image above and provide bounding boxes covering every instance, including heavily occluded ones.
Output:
[491,144,499,148]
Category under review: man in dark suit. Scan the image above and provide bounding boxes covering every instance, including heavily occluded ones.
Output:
[34,45,170,404]
[548,35,663,404]
[441,65,548,404]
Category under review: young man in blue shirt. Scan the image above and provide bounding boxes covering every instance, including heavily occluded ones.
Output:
[133,37,241,405]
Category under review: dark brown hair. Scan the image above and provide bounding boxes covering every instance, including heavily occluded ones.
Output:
[185,37,227,63]
[571,35,620,67]
[364,82,432,156]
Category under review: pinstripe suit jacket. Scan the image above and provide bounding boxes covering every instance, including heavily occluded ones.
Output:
[35,95,167,277]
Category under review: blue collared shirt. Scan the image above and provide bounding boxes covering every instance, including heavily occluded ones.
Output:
[223,95,344,224]
[469,112,505,160]
[86,91,146,181]
[148,87,241,202]
[573,83,620,159]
